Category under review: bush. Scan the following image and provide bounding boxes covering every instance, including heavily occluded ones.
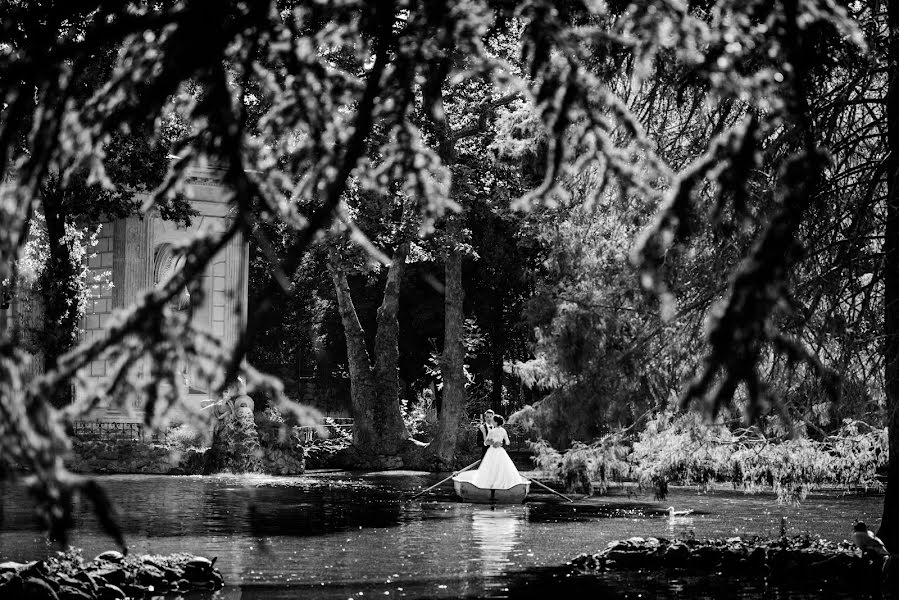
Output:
[166,423,208,451]
[529,410,888,503]
[401,397,437,441]
[529,435,629,495]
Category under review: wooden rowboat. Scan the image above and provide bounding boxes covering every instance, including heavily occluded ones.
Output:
[452,472,531,504]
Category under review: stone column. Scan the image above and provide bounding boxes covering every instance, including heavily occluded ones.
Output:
[113,216,150,309]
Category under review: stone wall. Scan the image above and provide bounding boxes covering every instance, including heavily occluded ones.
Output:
[82,222,115,389]
[67,440,207,475]
[67,421,305,476]
[256,420,306,475]
[258,438,305,475]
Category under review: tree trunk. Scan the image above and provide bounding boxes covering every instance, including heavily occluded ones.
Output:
[329,253,379,449]
[40,188,78,407]
[373,243,411,451]
[328,247,409,455]
[490,304,505,410]
[421,36,469,467]
[430,217,467,467]
[878,0,899,552]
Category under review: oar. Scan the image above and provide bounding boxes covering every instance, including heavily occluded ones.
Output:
[408,459,482,500]
[525,477,575,502]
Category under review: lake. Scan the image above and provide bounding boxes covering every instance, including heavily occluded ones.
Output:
[0,471,884,598]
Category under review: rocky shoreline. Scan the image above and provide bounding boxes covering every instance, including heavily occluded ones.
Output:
[0,550,224,599]
[571,535,883,582]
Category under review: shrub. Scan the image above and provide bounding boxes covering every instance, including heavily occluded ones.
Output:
[166,423,208,451]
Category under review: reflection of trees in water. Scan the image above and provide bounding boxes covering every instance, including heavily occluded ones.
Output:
[471,507,523,577]
[71,477,402,538]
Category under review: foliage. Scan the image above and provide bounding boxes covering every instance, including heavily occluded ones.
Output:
[302,417,354,469]
[204,415,263,474]
[631,411,888,504]
[630,411,736,497]
[532,409,887,503]
[165,423,208,452]
[0,0,894,548]
[425,318,486,390]
[401,395,435,440]
[529,435,630,494]
[23,220,107,346]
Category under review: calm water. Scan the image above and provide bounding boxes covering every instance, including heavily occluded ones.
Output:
[0,471,884,598]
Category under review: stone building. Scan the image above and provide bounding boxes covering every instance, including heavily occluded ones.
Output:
[1,166,248,421]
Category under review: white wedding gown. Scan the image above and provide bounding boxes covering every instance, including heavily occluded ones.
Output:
[457,427,527,490]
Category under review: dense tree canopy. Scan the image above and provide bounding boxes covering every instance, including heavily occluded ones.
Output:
[1,0,897,549]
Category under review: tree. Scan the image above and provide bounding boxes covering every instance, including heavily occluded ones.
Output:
[502,0,898,546]
[1,0,892,550]
[420,3,526,466]
[4,34,192,408]
[879,0,899,550]
[327,238,411,454]
[0,0,457,542]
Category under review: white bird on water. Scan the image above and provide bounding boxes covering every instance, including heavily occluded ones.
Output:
[667,506,694,517]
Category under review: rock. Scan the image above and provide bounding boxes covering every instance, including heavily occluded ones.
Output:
[138,556,163,569]
[720,546,747,569]
[0,574,23,598]
[120,583,149,598]
[0,561,29,573]
[55,574,82,589]
[136,563,164,585]
[625,536,645,545]
[3,551,224,597]
[662,542,690,567]
[571,553,600,571]
[56,585,92,600]
[72,571,100,594]
[690,545,723,568]
[89,565,129,587]
[97,583,126,600]
[22,576,60,600]
[20,561,52,581]
[94,551,124,564]
[183,568,209,581]
[747,545,767,567]
[185,556,213,569]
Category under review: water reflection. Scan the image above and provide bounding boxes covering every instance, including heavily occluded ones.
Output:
[471,507,524,576]
[0,474,885,599]
[666,515,696,536]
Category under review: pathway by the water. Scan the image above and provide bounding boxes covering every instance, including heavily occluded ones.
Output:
[0,471,883,598]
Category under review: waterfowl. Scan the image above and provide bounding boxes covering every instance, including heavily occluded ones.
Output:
[667,506,694,517]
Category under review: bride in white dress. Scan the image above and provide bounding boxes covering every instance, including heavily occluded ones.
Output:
[469,415,524,489]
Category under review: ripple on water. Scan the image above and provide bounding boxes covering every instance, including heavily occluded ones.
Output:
[0,474,882,599]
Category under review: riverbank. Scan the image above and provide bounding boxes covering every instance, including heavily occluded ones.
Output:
[0,550,224,599]
[570,535,896,597]
[572,535,867,577]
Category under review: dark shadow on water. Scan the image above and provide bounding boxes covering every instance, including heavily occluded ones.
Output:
[527,501,682,523]
[479,568,867,600]
[1,474,888,599]
[208,568,867,600]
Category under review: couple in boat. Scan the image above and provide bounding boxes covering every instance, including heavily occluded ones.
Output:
[456,409,526,490]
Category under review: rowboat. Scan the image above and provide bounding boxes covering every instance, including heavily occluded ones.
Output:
[452,471,531,504]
